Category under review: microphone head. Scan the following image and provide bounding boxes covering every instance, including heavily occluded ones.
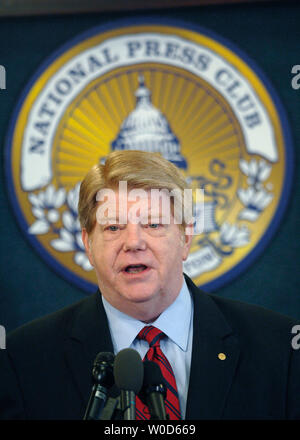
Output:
[113,348,143,394]
[139,361,167,402]
[143,361,164,386]
[94,351,114,367]
[92,351,115,387]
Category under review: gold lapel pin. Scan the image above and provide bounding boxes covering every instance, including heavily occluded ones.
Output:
[218,352,226,360]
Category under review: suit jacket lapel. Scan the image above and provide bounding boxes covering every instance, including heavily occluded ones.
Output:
[184,275,240,419]
[63,291,114,415]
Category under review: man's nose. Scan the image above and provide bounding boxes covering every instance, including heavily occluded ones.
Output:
[123,224,146,252]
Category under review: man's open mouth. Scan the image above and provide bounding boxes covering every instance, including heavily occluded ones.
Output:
[123,264,148,274]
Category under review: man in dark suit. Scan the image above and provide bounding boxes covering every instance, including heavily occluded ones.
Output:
[1,150,300,419]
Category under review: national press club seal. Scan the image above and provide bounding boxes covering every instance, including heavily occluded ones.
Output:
[5,19,293,293]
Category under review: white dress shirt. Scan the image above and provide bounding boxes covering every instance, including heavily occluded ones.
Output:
[101,278,194,419]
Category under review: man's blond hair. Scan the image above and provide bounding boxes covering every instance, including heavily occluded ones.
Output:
[78,150,190,233]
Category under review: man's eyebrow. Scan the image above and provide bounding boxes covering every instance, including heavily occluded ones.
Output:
[97,216,118,224]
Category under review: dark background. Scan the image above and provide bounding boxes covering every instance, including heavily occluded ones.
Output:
[0,0,299,333]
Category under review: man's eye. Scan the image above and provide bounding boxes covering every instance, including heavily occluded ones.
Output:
[148,223,160,229]
[105,225,119,232]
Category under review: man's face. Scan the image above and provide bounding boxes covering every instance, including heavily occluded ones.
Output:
[82,188,192,321]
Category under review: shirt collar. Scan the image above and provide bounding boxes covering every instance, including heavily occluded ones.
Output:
[102,278,193,353]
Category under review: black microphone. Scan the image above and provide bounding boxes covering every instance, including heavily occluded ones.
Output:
[99,384,122,420]
[113,348,144,420]
[139,361,167,420]
[83,352,115,420]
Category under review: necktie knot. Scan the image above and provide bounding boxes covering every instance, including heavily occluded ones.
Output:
[137,325,165,348]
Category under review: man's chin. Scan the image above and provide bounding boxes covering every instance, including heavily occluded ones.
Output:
[123,289,158,304]
[110,286,168,321]
[123,292,164,322]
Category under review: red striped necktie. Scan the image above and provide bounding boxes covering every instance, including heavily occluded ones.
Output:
[135,325,181,420]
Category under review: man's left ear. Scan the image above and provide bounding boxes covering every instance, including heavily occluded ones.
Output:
[182,223,193,261]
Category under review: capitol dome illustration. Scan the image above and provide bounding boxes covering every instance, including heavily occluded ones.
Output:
[111,75,187,169]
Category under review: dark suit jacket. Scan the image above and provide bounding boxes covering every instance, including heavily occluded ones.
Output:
[1,275,300,420]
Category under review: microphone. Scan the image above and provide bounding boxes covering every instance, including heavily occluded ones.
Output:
[139,361,167,420]
[113,348,144,420]
[99,384,122,420]
[83,352,115,420]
